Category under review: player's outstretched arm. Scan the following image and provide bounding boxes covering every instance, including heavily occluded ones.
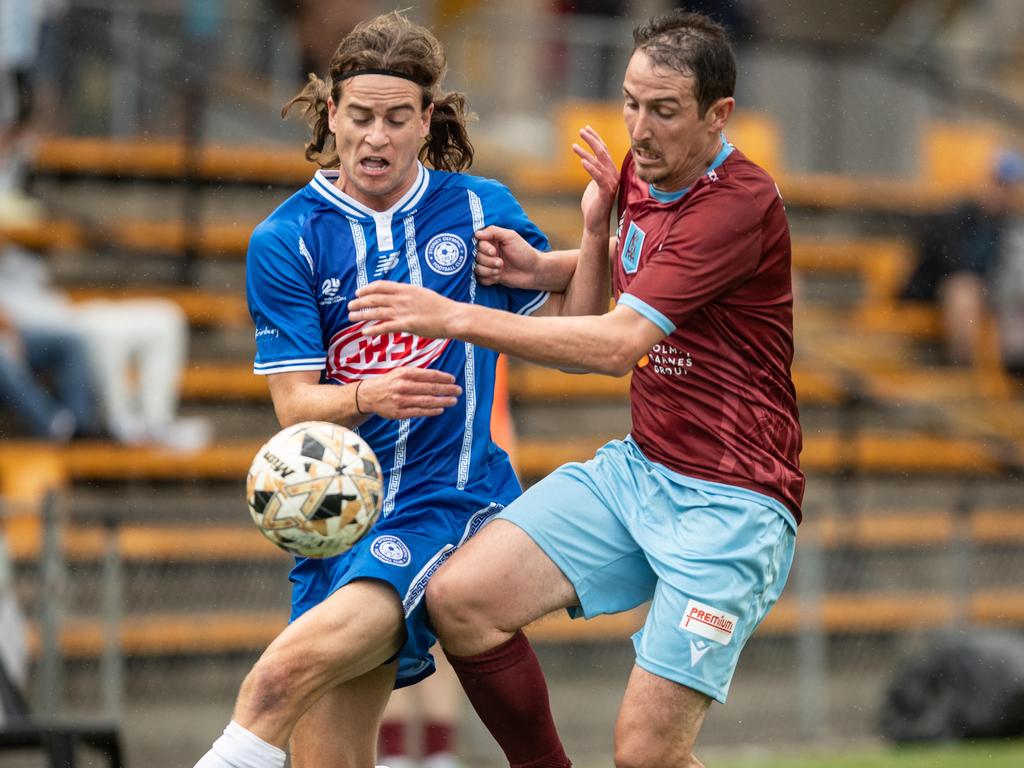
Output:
[549,125,619,319]
[350,283,664,377]
[474,227,578,292]
[474,127,618,308]
[267,368,462,427]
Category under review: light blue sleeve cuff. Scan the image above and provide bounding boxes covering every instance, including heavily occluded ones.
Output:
[618,294,676,335]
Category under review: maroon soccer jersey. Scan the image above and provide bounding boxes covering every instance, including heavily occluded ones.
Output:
[613,148,805,522]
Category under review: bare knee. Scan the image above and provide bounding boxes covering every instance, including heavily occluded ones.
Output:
[239,653,301,720]
[426,560,489,641]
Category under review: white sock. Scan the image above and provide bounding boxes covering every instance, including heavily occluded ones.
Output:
[194,721,286,768]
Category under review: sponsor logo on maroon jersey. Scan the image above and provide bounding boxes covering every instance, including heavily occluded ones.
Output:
[326,321,450,383]
[640,342,693,376]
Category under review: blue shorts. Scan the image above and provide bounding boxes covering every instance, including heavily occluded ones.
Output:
[500,437,796,703]
[289,499,502,689]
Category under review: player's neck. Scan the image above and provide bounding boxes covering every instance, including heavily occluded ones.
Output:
[334,167,419,213]
[651,136,728,197]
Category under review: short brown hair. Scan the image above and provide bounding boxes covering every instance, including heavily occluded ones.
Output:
[632,10,736,117]
[283,11,474,171]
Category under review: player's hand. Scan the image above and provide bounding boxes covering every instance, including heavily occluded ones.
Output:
[573,125,619,235]
[359,367,462,420]
[474,226,541,288]
[350,281,454,340]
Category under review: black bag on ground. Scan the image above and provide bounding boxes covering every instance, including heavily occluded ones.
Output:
[880,630,1024,742]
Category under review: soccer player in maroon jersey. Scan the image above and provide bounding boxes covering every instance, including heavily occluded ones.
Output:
[350,10,802,767]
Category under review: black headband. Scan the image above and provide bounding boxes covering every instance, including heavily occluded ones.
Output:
[337,68,422,84]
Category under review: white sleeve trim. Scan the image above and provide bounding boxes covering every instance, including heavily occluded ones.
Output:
[253,358,326,375]
[517,291,551,316]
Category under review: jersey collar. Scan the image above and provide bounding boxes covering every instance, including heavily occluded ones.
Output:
[648,135,734,203]
[309,162,430,221]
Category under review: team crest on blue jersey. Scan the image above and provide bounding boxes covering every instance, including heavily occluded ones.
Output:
[621,221,646,274]
[371,535,412,566]
[424,233,468,275]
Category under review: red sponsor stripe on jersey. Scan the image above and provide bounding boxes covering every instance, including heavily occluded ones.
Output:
[327,321,451,383]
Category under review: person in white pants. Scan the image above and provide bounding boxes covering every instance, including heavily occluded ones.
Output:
[0,244,210,450]
[73,297,206,447]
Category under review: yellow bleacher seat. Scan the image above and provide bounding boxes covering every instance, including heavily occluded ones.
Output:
[921,121,1007,192]
[725,111,782,176]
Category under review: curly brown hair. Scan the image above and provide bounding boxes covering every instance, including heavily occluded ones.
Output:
[282,11,474,171]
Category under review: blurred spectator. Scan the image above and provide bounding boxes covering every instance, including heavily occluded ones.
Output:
[0,244,210,450]
[901,149,1024,371]
[272,0,375,81]
[378,653,465,768]
[993,153,1024,375]
[32,0,69,132]
[670,0,761,45]
[0,307,95,441]
[0,0,48,221]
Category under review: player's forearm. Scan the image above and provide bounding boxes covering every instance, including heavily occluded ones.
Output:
[272,380,368,429]
[530,249,581,292]
[555,230,612,317]
[449,304,634,376]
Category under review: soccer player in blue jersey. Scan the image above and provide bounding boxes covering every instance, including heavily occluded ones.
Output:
[192,12,612,768]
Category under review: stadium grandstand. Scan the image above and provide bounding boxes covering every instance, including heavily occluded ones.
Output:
[2,1,1024,766]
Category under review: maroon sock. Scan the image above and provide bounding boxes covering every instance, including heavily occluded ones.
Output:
[424,720,454,756]
[445,630,571,768]
[378,720,406,757]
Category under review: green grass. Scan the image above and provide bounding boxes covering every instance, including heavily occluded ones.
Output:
[705,740,1024,768]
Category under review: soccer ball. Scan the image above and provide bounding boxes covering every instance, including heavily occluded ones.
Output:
[246,421,383,558]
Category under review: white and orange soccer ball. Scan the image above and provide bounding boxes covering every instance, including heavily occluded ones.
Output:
[246,421,383,558]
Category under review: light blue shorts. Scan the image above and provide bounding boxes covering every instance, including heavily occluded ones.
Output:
[500,437,796,703]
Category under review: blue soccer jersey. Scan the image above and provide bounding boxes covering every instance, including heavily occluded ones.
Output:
[247,163,549,519]
[246,165,550,687]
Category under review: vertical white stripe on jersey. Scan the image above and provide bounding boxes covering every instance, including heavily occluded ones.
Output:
[456,191,485,490]
[403,216,423,287]
[382,418,410,518]
[382,215,421,517]
[348,218,369,288]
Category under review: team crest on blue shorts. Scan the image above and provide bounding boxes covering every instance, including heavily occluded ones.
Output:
[621,222,645,274]
[424,233,468,275]
[371,535,412,566]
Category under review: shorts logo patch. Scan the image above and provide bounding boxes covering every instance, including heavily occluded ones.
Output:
[680,599,738,646]
[689,639,711,666]
[620,221,645,274]
[371,535,411,566]
[424,233,468,275]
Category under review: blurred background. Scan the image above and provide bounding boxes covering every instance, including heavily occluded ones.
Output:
[2,0,1024,766]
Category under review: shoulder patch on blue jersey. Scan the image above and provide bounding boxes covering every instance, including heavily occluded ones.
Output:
[621,221,645,274]
[424,233,468,275]
[371,535,412,566]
